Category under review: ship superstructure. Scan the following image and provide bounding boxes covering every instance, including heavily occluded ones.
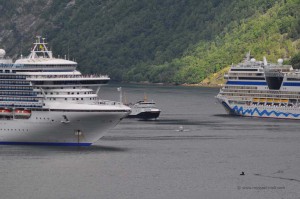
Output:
[0,36,130,146]
[216,53,300,119]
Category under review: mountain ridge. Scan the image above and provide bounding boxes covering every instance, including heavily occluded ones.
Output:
[0,0,299,84]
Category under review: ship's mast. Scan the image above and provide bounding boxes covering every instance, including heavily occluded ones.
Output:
[28,36,53,59]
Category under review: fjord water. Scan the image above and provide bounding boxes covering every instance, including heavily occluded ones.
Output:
[0,84,299,199]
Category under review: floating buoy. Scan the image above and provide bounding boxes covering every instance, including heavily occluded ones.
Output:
[175,125,190,132]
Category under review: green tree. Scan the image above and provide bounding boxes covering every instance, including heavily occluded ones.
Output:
[291,53,300,69]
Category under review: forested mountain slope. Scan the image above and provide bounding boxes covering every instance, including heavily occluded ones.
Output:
[0,0,299,84]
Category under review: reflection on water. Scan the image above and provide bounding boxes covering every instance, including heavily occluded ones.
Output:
[0,145,131,158]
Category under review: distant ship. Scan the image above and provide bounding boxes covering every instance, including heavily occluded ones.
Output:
[216,52,300,119]
[125,95,160,120]
[0,36,130,146]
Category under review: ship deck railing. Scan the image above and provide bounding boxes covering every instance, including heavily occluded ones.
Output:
[0,99,39,102]
[0,103,43,107]
[0,88,33,91]
[97,100,124,106]
[0,63,76,69]
[27,74,109,80]
[0,94,38,97]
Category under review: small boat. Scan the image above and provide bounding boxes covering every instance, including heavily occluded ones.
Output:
[126,100,161,120]
[124,93,160,120]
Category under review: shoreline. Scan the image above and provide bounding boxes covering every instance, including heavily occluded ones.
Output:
[181,83,223,88]
[114,81,223,88]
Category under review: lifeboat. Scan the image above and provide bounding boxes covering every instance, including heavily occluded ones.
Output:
[273,99,280,103]
[14,109,32,117]
[0,108,13,116]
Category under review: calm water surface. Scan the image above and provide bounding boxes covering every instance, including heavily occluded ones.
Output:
[0,84,299,199]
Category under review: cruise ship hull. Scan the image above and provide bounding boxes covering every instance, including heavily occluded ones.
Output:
[0,111,129,146]
[216,54,300,120]
[218,98,300,119]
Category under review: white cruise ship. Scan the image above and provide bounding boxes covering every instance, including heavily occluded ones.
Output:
[0,36,130,146]
[216,53,300,119]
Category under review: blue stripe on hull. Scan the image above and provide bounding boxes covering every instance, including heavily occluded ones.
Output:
[283,82,300,86]
[0,142,92,146]
[232,106,300,118]
[221,101,300,119]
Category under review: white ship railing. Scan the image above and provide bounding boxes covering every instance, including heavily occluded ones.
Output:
[27,74,110,80]
[0,63,75,69]
[97,100,124,106]
[286,74,300,78]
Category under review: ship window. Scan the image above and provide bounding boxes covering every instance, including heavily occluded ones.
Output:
[68,92,70,94]
[77,92,79,94]
[81,98,83,100]
[65,98,67,100]
[76,98,79,100]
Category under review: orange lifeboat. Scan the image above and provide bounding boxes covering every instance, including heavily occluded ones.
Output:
[14,109,32,117]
